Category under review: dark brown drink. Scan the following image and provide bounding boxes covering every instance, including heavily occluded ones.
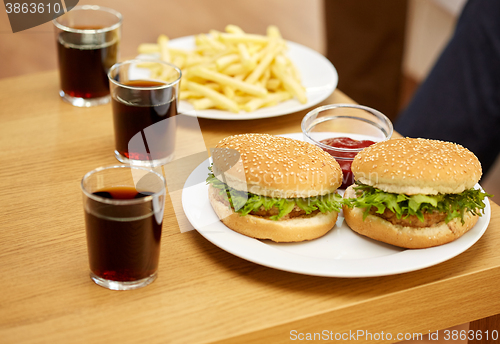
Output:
[84,186,162,282]
[57,26,119,99]
[111,80,177,161]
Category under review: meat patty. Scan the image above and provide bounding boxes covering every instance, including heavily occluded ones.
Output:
[212,191,320,219]
[250,204,320,219]
[370,207,447,228]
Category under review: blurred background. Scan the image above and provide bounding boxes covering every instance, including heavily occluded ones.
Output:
[0,0,498,201]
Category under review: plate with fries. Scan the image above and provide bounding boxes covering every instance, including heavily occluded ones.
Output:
[137,26,338,120]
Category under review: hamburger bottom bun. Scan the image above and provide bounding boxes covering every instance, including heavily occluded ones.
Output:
[342,185,479,249]
[209,186,338,242]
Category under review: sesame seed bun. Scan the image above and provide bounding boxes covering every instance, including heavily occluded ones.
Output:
[209,133,342,242]
[209,185,339,242]
[351,137,482,195]
[342,185,479,248]
[212,133,342,198]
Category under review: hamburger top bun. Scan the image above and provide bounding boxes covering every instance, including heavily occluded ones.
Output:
[351,137,482,195]
[212,133,342,198]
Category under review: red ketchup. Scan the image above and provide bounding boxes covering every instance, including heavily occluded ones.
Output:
[319,137,376,189]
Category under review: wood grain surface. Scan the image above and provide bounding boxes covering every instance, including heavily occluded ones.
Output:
[469,314,500,344]
[0,71,499,344]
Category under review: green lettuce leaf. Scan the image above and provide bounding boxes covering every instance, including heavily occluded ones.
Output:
[343,182,492,224]
[206,167,343,220]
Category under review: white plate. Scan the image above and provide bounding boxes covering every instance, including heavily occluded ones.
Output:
[166,36,338,120]
[181,133,491,277]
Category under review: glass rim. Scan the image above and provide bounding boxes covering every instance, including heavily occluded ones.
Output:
[108,59,182,90]
[301,103,394,153]
[52,5,123,34]
[81,165,166,205]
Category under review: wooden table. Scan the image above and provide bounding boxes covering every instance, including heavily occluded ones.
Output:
[1,71,499,344]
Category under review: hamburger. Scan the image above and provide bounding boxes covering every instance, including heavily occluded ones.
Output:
[207,133,344,242]
[342,137,491,249]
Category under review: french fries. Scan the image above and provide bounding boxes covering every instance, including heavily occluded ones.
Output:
[137,25,307,113]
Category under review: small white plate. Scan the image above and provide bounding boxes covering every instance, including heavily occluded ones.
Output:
[181,133,491,277]
[165,36,338,120]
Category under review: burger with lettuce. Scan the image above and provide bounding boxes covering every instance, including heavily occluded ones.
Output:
[207,133,344,242]
[343,137,491,248]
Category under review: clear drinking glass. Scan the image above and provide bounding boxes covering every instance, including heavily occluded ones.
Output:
[81,165,166,290]
[53,5,122,107]
[108,59,181,167]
